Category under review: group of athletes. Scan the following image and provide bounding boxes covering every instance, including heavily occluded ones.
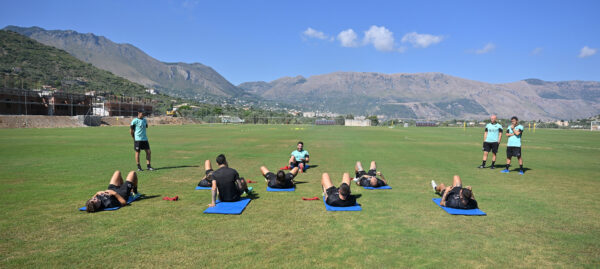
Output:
[84,112,525,212]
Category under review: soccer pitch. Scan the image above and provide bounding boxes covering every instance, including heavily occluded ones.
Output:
[0,125,598,267]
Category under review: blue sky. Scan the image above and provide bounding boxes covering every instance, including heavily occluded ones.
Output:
[1,0,599,85]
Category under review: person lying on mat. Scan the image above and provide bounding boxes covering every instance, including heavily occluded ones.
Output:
[352,161,388,188]
[208,154,252,207]
[289,141,309,172]
[198,160,215,187]
[260,166,299,189]
[431,175,478,209]
[85,170,139,213]
[322,172,357,207]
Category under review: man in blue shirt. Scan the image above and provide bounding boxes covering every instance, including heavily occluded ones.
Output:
[479,115,503,169]
[502,116,524,174]
[130,111,153,171]
[289,141,309,172]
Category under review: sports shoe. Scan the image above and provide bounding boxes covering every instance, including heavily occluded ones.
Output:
[137,168,143,172]
[431,180,437,192]
[477,165,485,169]
[490,166,495,169]
[519,170,524,175]
[147,166,154,171]
[501,169,510,173]
[245,187,254,195]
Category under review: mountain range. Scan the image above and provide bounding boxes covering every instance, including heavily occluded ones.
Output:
[5,25,600,120]
[3,25,248,101]
[239,73,600,120]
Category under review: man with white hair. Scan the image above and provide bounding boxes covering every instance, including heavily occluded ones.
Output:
[478,115,503,169]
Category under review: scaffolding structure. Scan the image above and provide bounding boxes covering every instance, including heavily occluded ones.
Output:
[0,88,153,117]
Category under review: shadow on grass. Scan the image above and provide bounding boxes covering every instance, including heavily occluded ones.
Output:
[293,181,309,185]
[246,192,260,201]
[137,194,160,200]
[155,165,199,170]
[305,164,319,170]
[491,164,533,172]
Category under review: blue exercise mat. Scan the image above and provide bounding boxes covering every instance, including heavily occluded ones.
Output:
[79,193,141,211]
[363,185,392,190]
[267,186,295,192]
[204,198,251,215]
[432,198,486,216]
[323,196,362,211]
[195,186,211,190]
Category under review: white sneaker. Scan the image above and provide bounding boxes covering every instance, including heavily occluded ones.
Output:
[431,180,437,192]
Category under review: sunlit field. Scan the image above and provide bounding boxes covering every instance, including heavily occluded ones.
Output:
[1,125,599,267]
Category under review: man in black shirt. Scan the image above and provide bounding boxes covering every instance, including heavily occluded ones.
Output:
[352,161,388,188]
[208,154,251,207]
[431,175,478,210]
[198,160,215,187]
[322,172,357,207]
[85,170,140,212]
[260,166,298,189]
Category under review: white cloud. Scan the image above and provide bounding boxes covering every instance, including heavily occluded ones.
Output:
[531,47,543,55]
[475,43,496,54]
[578,46,597,58]
[401,32,443,48]
[337,29,358,47]
[302,27,328,40]
[363,25,395,52]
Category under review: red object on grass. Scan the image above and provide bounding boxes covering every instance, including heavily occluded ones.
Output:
[246,180,257,183]
[302,197,319,201]
[163,196,179,201]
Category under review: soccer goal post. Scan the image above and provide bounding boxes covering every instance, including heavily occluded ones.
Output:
[591,121,600,131]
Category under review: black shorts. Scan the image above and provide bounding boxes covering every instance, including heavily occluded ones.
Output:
[134,141,150,152]
[325,186,338,197]
[507,147,522,158]
[482,142,499,153]
[265,172,277,182]
[108,181,133,200]
[356,169,377,178]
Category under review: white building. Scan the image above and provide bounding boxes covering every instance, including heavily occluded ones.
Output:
[303,112,316,118]
[345,119,371,127]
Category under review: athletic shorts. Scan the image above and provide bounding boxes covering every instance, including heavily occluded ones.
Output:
[265,172,277,181]
[356,169,377,178]
[205,169,214,177]
[506,146,522,158]
[289,161,306,168]
[482,142,499,153]
[134,141,150,152]
[325,186,338,197]
[440,185,462,197]
[108,181,133,200]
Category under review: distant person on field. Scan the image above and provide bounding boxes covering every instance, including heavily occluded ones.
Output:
[198,160,216,187]
[478,115,503,169]
[130,111,153,171]
[322,172,357,207]
[353,161,388,187]
[431,175,478,209]
[208,154,252,207]
[289,141,309,172]
[261,166,299,189]
[85,171,140,212]
[502,116,525,174]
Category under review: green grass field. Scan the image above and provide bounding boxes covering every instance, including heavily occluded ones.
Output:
[1,124,599,268]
